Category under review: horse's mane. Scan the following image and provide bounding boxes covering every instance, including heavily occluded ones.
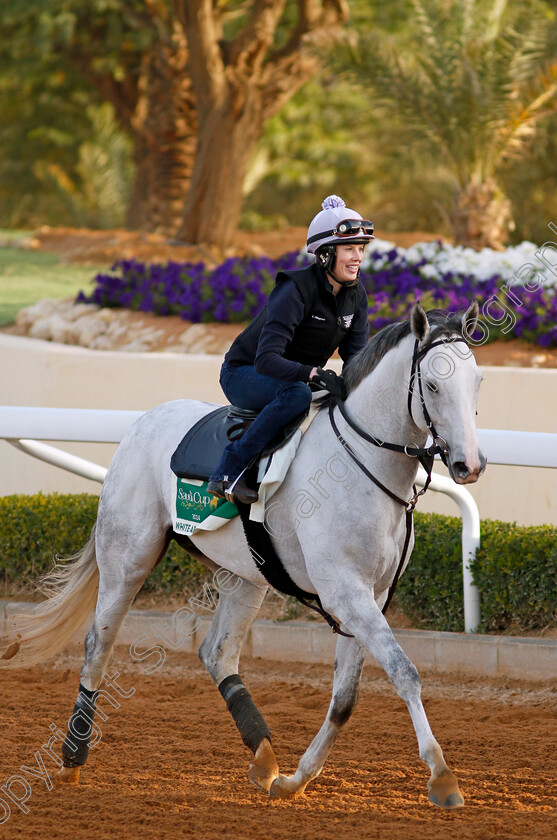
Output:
[343,308,466,394]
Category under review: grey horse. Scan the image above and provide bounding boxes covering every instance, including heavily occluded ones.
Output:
[2,302,485,808]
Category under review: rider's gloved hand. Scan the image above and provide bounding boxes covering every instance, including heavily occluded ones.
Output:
[311,367,347,401]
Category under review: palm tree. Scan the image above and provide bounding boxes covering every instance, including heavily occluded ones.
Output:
[335,0,557,249]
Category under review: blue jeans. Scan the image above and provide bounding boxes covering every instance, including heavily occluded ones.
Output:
[210,362,312,482]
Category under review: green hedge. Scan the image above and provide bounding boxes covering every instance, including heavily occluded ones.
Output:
[0,494,555,633]
[472,519,557,632]
[0,493,99,587]
[396,513,465,631]
[397,513,557,632]
[0,493,207,595]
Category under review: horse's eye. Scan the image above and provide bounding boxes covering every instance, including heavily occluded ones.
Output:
[426,381,438,393]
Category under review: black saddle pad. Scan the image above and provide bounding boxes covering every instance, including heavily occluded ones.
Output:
[170,405,309,481]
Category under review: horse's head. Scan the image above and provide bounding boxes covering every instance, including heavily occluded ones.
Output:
[409,301,486,485]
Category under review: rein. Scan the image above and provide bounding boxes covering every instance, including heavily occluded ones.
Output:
[330,334,469,616]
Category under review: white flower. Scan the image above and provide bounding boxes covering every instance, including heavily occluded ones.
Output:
[373,239,556,287]
[419,263,439,279]
[300,237,557,288]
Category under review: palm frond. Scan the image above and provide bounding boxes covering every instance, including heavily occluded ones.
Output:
[332,0,557,184]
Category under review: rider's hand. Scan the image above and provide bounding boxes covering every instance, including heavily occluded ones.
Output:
[311,367,347,401]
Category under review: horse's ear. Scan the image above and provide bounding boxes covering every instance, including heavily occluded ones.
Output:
[410,302,430,344]
[462,300,479,341]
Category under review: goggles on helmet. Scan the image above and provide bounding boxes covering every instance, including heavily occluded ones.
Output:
[307,219,374,246]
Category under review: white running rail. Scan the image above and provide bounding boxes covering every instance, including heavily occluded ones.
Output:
[0,406,143,484]
[1,407,556,633]
[415,468,481,633]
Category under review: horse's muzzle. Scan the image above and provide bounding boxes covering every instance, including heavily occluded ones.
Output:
[449,451,487,484]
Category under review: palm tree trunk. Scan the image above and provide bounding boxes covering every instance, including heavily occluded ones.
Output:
[126,45,197,235]
[450,178,513,251]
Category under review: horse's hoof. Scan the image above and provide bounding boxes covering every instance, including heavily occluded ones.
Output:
[248,738,279,793]
[269,774,306,800]
[428,768,464,809]
[57,766,81,785]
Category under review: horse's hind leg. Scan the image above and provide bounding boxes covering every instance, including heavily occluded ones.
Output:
[58,530,169,784]
[198,577,279,793]
[270,634,366,799]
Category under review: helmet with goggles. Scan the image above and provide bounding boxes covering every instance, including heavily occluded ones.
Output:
[306,195,375,254]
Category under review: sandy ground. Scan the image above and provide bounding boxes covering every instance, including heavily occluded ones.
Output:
[28,225,449,264]
[1,645,556,840]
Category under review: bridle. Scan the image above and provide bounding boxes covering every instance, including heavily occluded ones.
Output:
[331,336,468,501]
[328,333,469,619]
[406,336,468,467]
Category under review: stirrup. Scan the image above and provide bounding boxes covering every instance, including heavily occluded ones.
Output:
[224,475,259,505]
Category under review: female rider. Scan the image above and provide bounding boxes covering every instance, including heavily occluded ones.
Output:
[207,195,375,504]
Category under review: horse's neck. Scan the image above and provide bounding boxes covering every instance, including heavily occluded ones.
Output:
[342,342,428,490]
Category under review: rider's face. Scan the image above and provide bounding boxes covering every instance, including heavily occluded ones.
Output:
[334,243,365,282]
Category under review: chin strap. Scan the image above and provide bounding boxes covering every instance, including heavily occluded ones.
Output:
[326,269,360,288]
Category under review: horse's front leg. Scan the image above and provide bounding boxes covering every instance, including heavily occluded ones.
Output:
[337,586,464,809]
[270,634,366,799]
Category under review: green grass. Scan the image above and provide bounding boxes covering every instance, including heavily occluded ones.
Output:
[0,236,108,326]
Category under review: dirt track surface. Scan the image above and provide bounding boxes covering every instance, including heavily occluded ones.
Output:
[1,648,556,840]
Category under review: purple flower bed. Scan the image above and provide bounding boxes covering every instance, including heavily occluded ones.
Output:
[77,247,557,346]
[77,252,304,324]
[361,248,557,346]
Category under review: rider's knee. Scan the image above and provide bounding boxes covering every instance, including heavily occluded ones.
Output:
[282,381,312,411]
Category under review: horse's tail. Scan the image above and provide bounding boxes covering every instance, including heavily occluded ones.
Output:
[1,525,99,669]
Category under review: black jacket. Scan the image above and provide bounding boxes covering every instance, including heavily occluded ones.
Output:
[224,262,369,382]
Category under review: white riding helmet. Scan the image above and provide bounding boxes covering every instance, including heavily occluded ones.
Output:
[306,195,375,254]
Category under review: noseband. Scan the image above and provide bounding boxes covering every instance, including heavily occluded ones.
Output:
[329,333,469,616]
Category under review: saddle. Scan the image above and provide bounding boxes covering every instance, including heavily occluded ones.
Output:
[170,404,310,481]
[170,401,347,636]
